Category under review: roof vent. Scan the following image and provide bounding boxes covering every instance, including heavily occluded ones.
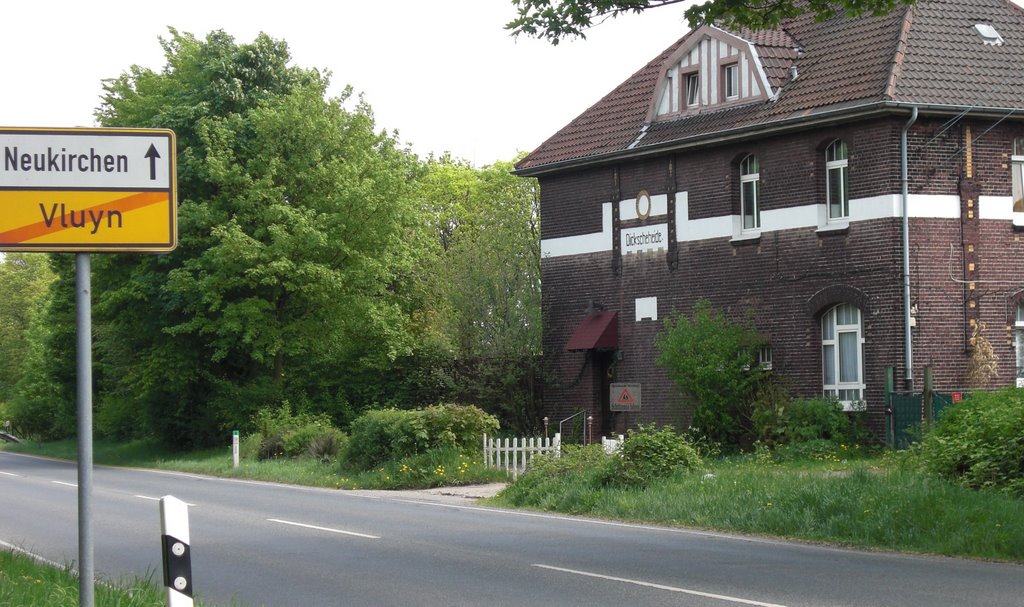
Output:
[974,23,1004,46]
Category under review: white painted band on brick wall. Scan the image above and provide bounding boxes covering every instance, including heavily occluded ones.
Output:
[619,193,668,221]
[541,202,612,258]
[541,193,1009,258]
[979,195,1015,220]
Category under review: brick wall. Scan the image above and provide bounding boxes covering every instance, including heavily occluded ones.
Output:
[539,116,1024,440]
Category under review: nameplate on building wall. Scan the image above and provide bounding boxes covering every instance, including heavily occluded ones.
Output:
[620,224,667,255]
[610,383,641,412]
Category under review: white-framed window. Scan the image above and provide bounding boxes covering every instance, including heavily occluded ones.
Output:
[759,345,773,371]
[1016,302,1024,388]
[685,72,700,107]
[826,139,849,220]
[1012,138,1024,214]
[822,303,865,409]
[724,63,739,100]
[740,154,761,231]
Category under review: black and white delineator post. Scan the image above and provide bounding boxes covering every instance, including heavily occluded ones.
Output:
[160,496,194,607]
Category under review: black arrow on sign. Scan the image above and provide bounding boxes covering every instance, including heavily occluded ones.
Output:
[144,144,161,180]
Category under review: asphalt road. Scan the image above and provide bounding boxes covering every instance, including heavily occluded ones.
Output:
[1,451,1021,607]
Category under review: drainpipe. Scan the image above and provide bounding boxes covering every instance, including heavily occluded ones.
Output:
[901,106,918,391]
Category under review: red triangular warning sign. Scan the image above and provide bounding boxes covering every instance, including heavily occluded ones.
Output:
[617,388,634,405]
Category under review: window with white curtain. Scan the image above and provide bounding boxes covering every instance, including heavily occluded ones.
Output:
[1013,138,1024,214]
[822,303,865,409]
[740,154,760,231]
[826,140,849,220]
[1016,302,1024,387]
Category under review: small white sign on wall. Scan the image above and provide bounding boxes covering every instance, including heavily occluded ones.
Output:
[635,297,658,322]
[621,223,668,255]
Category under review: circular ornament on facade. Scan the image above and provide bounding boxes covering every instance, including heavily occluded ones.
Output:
[636,190,652,220]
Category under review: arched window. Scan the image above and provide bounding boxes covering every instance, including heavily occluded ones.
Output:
[826,140,849,220]
[740,155,760,230]
[822,303,864,408]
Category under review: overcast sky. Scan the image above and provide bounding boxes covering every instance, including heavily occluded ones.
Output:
[1,0,696,166]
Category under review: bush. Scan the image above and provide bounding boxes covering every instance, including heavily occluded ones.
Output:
[248,403,344,460]
[500,445,611,509]
[599,424,702,487]
[258,433,286,460]
[307,429,346,462]
[345,404,498,470]
[420,404,499,451]
[778,398,850,444]
[750,380,790,446]
[913,388,1024,495]
[656,300,766,448]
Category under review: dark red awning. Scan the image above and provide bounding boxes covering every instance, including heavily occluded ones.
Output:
[565,311,618,351]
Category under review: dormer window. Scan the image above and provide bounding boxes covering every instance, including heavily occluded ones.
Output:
[724,63,739,100]
[647,25,791,123]
[685,72,700,107]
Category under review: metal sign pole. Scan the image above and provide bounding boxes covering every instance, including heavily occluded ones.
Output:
[0,128,176,607]
[76,253,94,607]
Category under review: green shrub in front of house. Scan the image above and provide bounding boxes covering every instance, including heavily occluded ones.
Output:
[750,385,874,462]
[598,424,702,488]
[912,387,1024,496]
[503,425,702,504]
[656,300,767,449]
[498,444,610,511]
[344,404,499,470]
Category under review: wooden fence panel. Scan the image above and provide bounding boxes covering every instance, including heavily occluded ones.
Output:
[483,433,561,480]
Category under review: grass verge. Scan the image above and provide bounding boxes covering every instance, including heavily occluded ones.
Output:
[1,438,507,490]
[0,548,217,606]
[490,449,1024,562]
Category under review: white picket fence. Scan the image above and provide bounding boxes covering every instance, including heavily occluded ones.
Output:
[483,433,560,480]
[601,434,624,454]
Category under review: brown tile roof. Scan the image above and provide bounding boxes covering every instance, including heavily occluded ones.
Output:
[895,0,1024,106]
[518,0,1024,173]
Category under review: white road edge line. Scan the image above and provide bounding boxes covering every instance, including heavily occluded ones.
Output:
[0,539,66,570]
[51,480,77,488]
[0,471,21,477]
[135,495,196,506]
[266,518,380,539]
[532,564,789,607]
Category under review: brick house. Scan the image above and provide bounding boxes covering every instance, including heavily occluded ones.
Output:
[516,0,1024,440]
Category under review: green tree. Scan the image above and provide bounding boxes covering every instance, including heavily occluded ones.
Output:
[506,0,914,44]
[656,299,766,448]
[0,254,55,404]
[416,156,543,431]
[25,29,425,447]
[5,255,76,440]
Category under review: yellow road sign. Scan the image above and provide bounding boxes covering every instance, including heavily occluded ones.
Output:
[0,127,176,252]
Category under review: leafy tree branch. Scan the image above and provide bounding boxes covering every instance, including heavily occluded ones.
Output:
[506,0,915,44]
